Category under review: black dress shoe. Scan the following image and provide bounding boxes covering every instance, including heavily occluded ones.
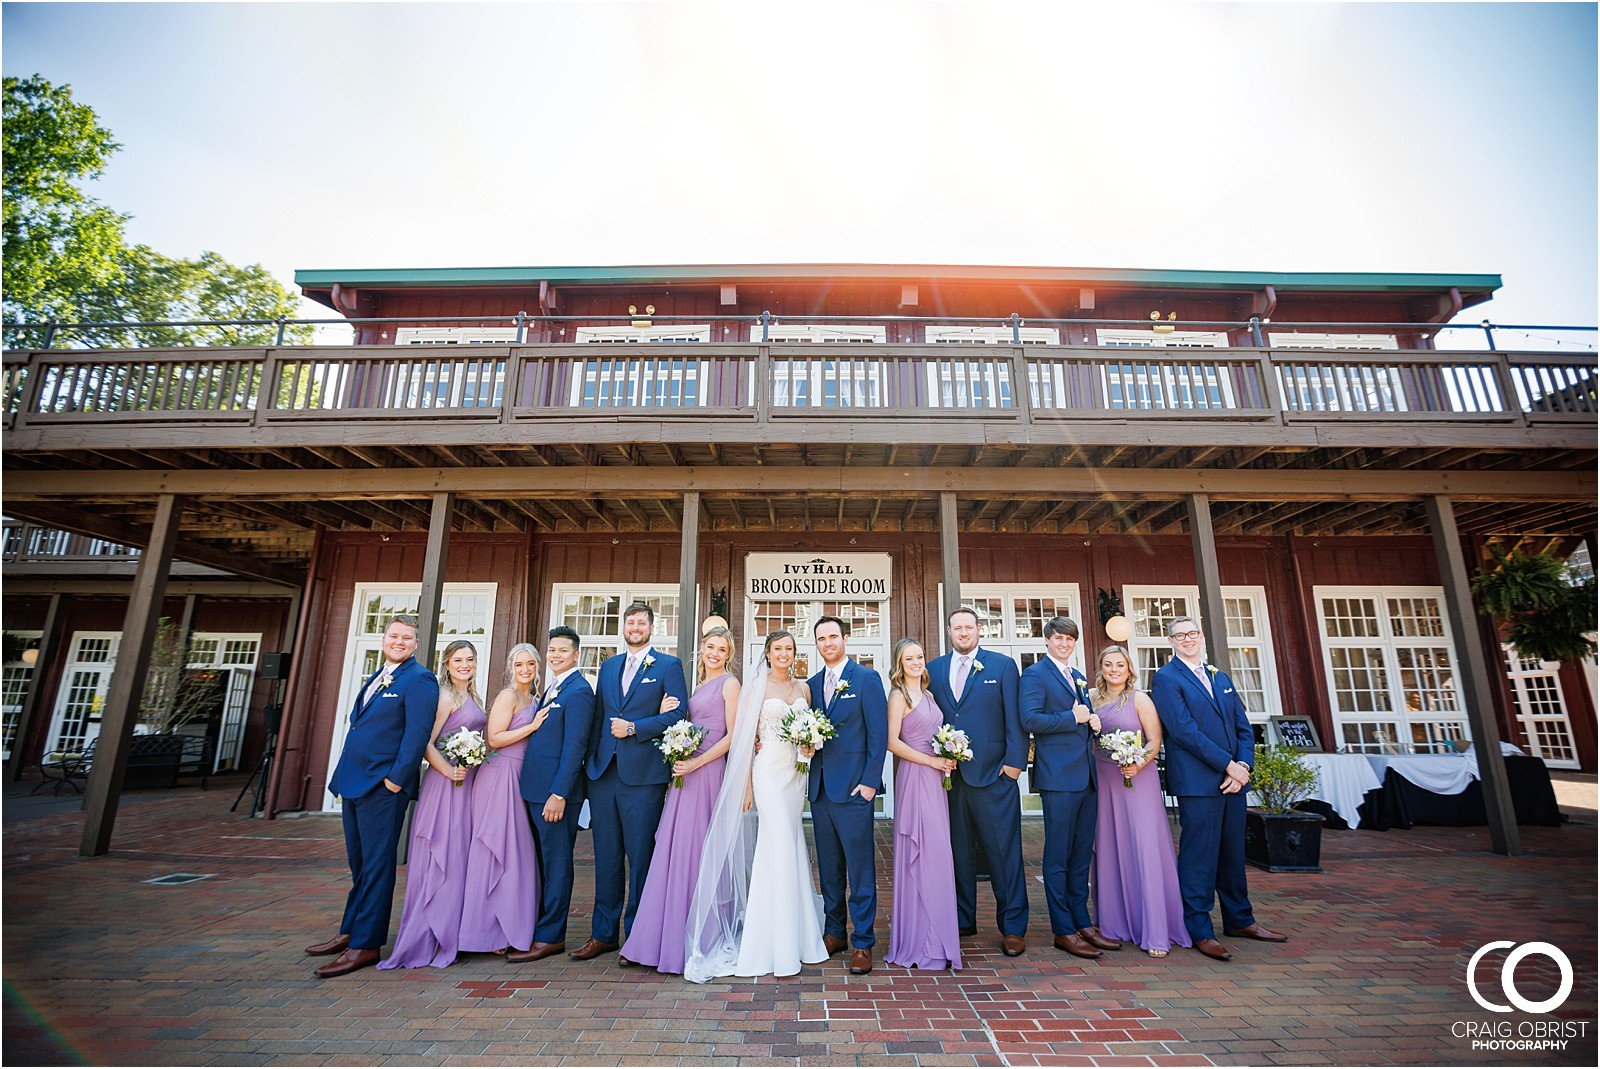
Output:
[959,926,978,938]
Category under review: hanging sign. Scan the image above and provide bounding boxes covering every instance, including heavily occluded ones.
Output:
[745,552,893,599]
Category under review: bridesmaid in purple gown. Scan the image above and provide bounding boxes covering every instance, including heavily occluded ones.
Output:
[458,643,548,955]
[378,640,488,969]
[619,624,740,974]
[1090,645,1191,957]
[885,638,962,971]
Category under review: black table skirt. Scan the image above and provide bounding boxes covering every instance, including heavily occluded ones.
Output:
[1296,755,1562,830]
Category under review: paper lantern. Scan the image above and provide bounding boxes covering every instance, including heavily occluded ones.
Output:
[1104,615,1134,643]
[701,615,730,635]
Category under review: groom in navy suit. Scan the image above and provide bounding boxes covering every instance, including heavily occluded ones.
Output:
[807,615,889,975]
[509,626,595,963]
[926,607,1030,956]
[1150,615,1285,962]
[308,614,438,977]
[572,603,689,962]
[1019,616,1122,959]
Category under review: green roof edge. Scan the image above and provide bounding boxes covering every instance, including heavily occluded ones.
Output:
[293,263,1502,293]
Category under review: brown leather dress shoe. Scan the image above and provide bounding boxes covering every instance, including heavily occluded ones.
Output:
[822,934,848,957]
[314,947,380,977]
[849,948,872,974]
[1078,926,1123,951]
[1052,933,1103,959]
[304,934,349,957]
[506,941,565,963]
[1194,938,1234,962]
[1224,923,1287,942]
[567,938,619,961]
[1001,935,1026,957]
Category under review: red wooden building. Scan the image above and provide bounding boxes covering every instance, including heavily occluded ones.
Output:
[3,263,1593,852]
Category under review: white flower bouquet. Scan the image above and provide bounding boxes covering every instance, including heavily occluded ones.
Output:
[778,707,837,775]
[930,723,974,790]
[438,726,491,787]
[657,718,708,788]
[1098,728,1146,788]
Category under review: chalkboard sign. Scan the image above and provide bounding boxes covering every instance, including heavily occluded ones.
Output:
[1269,715,1323,752]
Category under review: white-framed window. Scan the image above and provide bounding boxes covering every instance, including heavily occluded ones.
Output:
[392,328,512,408]
[1122,587,1281,722]
[1092,329,1235,410]
[1097,329,1230,349]
[3,630,41,760]
[185,633,262,772]
[394,327,520,346]
[924,326,1060,409]
[87,537,138,557]
[1269,330,1408,414]
[549,584,685,684]
[926,325,1061,346]
[749,324,887,344]
[1267,332,1399,351]
[575,325,711,344]
[568,326,710,408]
[770,356,885,408]
[25,528,69,557]
[1503,646,1580,769]
[1314,586,1466,753]
[323,583,498,812]
[47,632,120,753]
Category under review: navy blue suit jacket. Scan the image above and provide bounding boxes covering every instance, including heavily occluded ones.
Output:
[520,670,596,804]
[1018,658,1097,792]
[586,647,690,786]
[926,647,1026,786]
[807,657,889,803]
[1150,658,1255,796]
[328,655,438,800]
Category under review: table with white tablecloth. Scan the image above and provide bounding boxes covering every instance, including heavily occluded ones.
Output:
[1296,754,1384,829]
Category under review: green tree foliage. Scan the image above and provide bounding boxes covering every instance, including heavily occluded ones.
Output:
[3,75,310,347]
[1472,545,1598,664]
[1,75,128,325]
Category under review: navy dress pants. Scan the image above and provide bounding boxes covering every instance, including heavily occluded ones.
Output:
[339,787,411,950]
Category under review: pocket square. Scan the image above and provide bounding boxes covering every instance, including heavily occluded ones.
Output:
[641,677,657,684]
[982,678,998,685]
[1223,688,1235,695]
[381,691,399,699]
[838,693,858,701]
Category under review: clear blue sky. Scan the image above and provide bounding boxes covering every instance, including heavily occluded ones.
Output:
[3,1,1596,342]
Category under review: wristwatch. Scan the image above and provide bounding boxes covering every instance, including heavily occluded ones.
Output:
[627,722,637,737]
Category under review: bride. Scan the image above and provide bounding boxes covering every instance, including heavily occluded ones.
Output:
[683,630,828,982]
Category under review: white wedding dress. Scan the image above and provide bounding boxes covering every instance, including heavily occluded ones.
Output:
[683,683,827,983]
[734,697,829,977]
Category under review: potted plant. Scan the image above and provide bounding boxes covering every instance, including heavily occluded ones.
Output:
[1472,545,1597,664]
[1244,744,1324,872]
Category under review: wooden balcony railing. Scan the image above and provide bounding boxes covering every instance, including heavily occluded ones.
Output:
[3,344,1595,432]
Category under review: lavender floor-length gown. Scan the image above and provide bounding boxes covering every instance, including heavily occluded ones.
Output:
[458,700,540,953]
[619,676,729,973]
[377,697,488,969]
[1090,691,1191,953]
[885,693,962,971]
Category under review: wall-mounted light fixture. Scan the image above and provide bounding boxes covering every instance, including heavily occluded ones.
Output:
[629,304,655,328]
[1149,311,1178,335]
[20,639,40,666]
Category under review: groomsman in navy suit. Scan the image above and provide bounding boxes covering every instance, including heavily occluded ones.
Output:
[309,614,439,977]
[509,626,595,963]
[1150,615,1286,962]
[807,615,889,975]
[1019,615,1123,960]
[572,603,689,961]
[926,607,1029,956]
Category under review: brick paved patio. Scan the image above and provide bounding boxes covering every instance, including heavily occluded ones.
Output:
[3,777,1595,1067]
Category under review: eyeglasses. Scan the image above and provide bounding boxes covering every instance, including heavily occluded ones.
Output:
[1170,630,1202,641]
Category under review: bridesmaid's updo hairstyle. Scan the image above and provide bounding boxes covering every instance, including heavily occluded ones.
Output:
[1093,643,1139,705]
[697,625,737,686]
[503,642,544,703]
[761,629,796,674]
[888,637,929,707]
[440,639,482,711]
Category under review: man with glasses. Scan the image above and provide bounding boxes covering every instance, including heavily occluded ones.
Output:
[1150,616,1286,962]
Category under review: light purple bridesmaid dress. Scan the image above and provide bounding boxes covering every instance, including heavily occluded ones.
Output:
[377,696,488,969]
[1090,690,1191,953]
[457,700,540,953]
[619,675,729,973]
[885,692,962,971]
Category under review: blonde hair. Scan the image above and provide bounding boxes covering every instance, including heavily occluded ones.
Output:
[1093,644,1139,705]
[503,642,544,705]
[440,640,482,710]
[697,625,737,686]
[888,637,930,707]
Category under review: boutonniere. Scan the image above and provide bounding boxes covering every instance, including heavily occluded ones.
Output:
[642,654,656,670]
[971,659,984,674]
[833,678,852,699]
[1204,663,1219,678]
[377,670,395,690]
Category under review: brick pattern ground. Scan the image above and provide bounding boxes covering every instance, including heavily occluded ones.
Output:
[2,778,1594,1067]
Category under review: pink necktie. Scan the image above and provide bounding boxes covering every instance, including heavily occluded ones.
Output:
[622,654,640,694]
[1193,663,1214,695]
[952,655,971,701]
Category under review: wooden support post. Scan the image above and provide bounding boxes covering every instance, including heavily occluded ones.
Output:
[80,494,184,857]
[678,491,701,666]
[1186,493,1233,678]
[940,492,961,652]
[7,593,64,782]
[1425,494,1522,857]
[415,493,454,664]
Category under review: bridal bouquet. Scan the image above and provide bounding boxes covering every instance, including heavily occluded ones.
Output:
[1098,729,1146,788]
[930,724,973,790]
[657,718,707,788]
[779,707,837,775]
[438,726,492,787]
